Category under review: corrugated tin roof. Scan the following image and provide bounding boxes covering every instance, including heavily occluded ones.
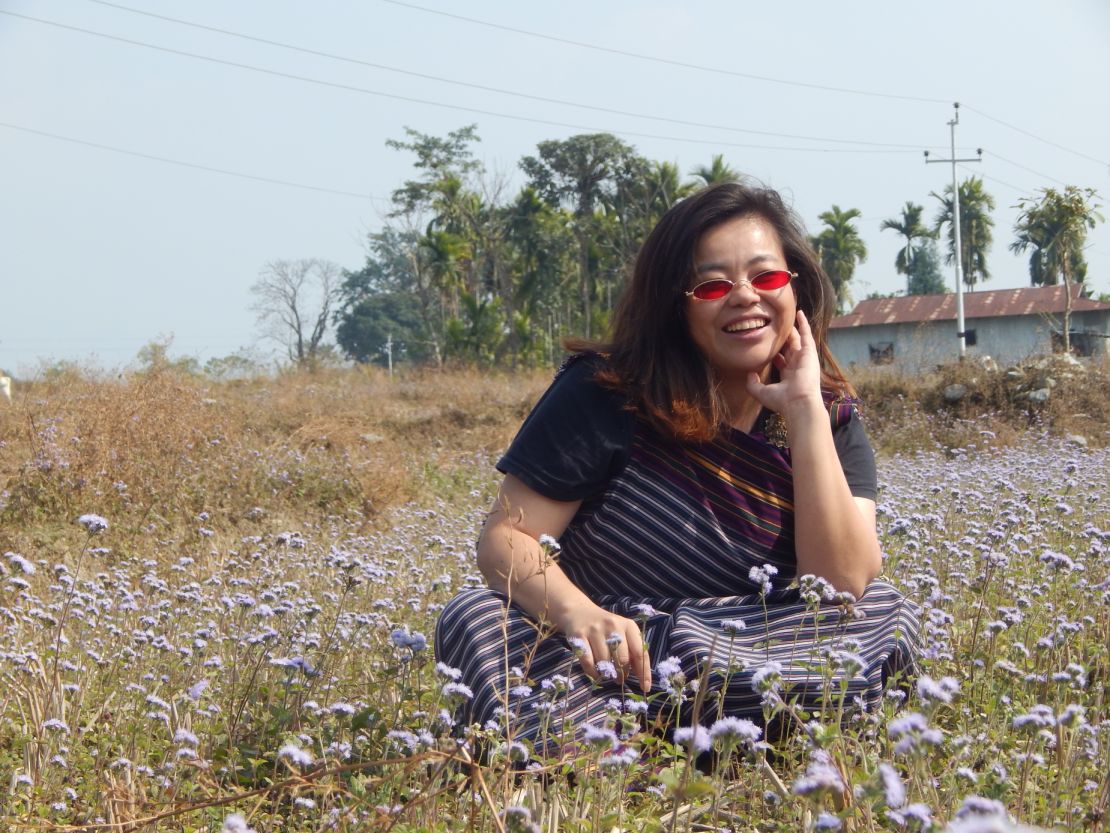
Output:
[830,283,1110,328]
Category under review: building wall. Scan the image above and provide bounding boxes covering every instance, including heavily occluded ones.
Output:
[829,310,1110,372]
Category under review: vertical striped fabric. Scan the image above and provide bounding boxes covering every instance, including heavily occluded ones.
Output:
[435,411,920,750]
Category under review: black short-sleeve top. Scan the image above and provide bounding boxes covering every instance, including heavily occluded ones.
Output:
[497,355,877,502]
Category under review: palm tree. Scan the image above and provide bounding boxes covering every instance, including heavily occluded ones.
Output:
[520,133,639,337]
[811,206,868,314]
[931,177,996,288]
[1011,186,1104,352]
[690,154,740,187]
[880,202,934,293]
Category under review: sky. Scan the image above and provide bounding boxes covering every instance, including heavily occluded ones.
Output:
[2,0,1109,375]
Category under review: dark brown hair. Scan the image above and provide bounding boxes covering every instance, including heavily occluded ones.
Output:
[568,181,854,441]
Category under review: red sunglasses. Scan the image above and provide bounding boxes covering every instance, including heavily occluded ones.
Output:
[685,270,796,300]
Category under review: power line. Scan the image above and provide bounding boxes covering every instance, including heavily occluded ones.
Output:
[382,0,951,105]
[987,151,1078,189]
[0,121,385,200]
[963,105,1108,168]
[81,0,927,150]
[383,2,1109,171]
[957,163,1027,195]
[0,10,924,156]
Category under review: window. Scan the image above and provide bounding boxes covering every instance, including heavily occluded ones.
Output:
[869,342,894,364]
[1052,330,1099,357]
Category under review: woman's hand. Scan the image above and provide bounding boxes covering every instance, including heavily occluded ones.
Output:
[745,310,823,416]
[553,599,651,693]
[477,474,651,693]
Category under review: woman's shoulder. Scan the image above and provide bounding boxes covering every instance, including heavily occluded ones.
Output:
[821,387,863,428]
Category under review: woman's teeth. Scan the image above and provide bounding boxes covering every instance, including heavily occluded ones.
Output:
[725,319,768,333]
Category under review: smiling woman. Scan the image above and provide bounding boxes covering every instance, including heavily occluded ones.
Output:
[435,182,920,753]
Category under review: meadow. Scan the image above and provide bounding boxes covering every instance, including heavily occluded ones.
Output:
[0,358,1106,832]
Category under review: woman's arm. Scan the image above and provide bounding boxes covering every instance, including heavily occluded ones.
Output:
[477,473,651,691]
[779,403,882,598]
[746,312,882,598]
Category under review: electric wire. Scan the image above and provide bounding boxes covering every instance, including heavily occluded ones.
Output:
[963,105,1108,168]
[956,163,1028,195]
[81,0,926,150]
[987,151,1077,189]
[382,2,1108,170]
[382,0,951,105]
[0,121,385,200]
[0,10,924,155]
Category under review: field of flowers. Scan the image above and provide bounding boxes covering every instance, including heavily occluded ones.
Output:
[0,366,1106,832]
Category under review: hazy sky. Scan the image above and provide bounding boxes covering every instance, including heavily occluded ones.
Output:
[3,0,1108,375]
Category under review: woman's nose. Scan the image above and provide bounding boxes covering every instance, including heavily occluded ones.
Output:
[726,279,760,303]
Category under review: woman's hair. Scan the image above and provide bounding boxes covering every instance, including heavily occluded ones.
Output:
[568,181,854,441]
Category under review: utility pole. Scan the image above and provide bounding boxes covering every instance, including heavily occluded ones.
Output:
[384,333,393,379]
[925,102,982,359]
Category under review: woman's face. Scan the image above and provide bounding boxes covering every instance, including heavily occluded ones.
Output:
[686,214,798,384]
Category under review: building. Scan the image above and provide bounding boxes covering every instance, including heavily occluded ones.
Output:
[828,284,1110,371]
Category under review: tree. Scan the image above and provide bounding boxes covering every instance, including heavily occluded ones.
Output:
[386,124,482,216]
[880,202,934,293]
[811,206,868,314]
[135,335,200,375]
[931,176,996,288]
[1011,186,1104,353]
[250,258,342,370]
[689,154,740,187]
[334,227,442,366]
[905,240,948,295]
[204,348,265,379]
[520,133,639,338]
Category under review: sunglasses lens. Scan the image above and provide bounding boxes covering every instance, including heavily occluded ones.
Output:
[692,280,733,300]
[751,270,792,290]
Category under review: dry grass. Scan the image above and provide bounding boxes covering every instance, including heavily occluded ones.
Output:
[852,354,1110,454]
[2,355,1106,554]
[0,365,549,556]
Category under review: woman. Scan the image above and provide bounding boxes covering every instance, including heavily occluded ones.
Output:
[436,183,919,750]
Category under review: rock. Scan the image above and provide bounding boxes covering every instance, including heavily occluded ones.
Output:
[360,433,385,444]
[1045,377,1057,388]
[943,384,968,403]
[977,355,999,372]
[1005,369,1023,380]
[1026,388,1051,403]
[1065,434,1088,448]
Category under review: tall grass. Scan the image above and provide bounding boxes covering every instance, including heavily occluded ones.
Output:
[0,360,1106,832]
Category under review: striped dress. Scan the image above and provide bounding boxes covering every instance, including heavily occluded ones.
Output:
[435,362,920,749]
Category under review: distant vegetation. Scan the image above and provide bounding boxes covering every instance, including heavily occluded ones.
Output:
[266,125,1099,373]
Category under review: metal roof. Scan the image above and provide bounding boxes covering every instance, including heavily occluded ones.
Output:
[830,283,1110,328]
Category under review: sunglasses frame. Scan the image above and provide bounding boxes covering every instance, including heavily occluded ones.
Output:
[685,270,797,300]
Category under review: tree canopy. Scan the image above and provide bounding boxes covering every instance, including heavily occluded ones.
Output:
[309,126,1091,370]
[811,206,868,315]
[931,177,996,288]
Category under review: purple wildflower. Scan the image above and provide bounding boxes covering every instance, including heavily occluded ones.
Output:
[709,716,762,747]
[77,514,109,533]
[673,725,712,754]
[792,749,845,797]
[595,660,618,681]
[581,724,618,750]
[277,743,314,768]
[878,762,906,808]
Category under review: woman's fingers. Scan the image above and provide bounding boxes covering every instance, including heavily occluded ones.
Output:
[569,615,650,690]
[568,636,599,680]
[796,309,813,341]
[625,621,652,693]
